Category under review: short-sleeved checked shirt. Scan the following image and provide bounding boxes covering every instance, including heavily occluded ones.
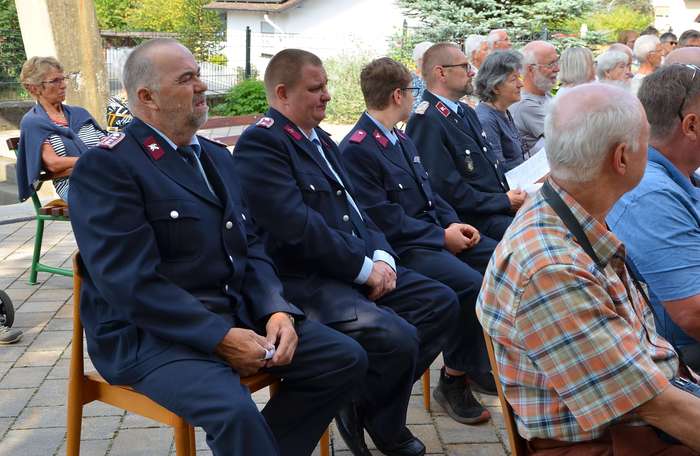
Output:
[476,179,679,442]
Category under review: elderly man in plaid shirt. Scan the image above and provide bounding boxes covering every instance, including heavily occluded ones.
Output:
[477,82,700,455]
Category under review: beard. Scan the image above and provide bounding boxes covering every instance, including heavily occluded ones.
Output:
[533,71,555,93]
[462,79,474,96]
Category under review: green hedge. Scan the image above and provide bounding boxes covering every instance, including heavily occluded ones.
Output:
[212,79,268,116]
[324,53,373,124]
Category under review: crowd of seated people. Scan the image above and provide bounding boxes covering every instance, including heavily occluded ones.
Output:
[12,21,700,456]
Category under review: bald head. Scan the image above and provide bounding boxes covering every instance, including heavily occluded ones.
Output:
[664,46,700,66]
[421,42,462,84]
[545,83,646,182]
[521,41,556,64]
[122,38,186,107]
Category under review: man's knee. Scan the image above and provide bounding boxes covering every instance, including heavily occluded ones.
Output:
[369,311,420,362]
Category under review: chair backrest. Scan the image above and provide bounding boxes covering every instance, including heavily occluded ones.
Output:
[483,329,528,456]
[6,136,43,212]
[70,253,85,379]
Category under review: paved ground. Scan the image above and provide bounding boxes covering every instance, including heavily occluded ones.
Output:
[0,219,512,455]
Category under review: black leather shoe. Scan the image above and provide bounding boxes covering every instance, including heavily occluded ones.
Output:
[375,427,426,456]
[467,371,498,396]
[335,403,372,456]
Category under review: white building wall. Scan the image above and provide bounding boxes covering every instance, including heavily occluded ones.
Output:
[223,0,409,76]
[654,0,700,34]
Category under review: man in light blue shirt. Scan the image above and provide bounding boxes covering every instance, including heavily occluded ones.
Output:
[608,63,700,370]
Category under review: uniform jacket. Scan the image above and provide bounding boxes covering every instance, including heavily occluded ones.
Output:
[69,117,302,386]
[339,112,460,256]
[406,91,511,225]
[234,108,395,324]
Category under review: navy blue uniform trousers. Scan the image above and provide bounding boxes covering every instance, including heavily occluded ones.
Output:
[132,319,367,456]
[400,237,497,375]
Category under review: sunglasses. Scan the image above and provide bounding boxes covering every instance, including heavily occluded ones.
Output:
[676,64,700,121]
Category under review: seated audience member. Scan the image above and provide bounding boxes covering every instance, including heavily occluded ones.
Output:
[478,82,700,455]
[487,29,512,50]
[105,90,133,132]
[475,50,527,171]
[632,34,663,94]
[340,57,500,426]
[597,49,634,89]
[679,29,700,48]
[234,48,459,456]
[510,41,559,156]
[68,38,368,456]
[608,63,700,371]
[660,31,678,56]
[465,34,490,72]
[407,43,526,241]
[410,41,433,113]
[618,29,639,50]
[17,56,106,203]
[556,46,595,97]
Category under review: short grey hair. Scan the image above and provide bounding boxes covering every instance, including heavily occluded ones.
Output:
[545,83,643,182]
[464,35,486,62]
[487,29,507,49]
[596,50,629,80]
[20,56,63,87]
[412,41,434,65]
[638,64,700,141]
[122,38,179,107]
[475,50,523,102]
[559,47,594,85]
[633,34,661,62]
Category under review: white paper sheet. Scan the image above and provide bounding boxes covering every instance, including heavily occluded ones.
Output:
[505,148,550,193]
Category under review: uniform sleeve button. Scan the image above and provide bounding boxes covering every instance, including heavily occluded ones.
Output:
[483,147,487,152]
[170,210,179,219]
[225,221,233,229]
[310,184,316,191]
[342,214,350,222]
[398,183,404,190]
[336,189,343,196]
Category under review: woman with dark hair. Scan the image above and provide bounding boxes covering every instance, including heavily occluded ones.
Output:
[17,56,106,202]
[474,50,527,171]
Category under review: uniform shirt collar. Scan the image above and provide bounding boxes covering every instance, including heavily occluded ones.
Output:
[145,122,201,156]
[429,91,460,114]
[648,146,700,201]
[364,112,398,145]
[299,126,320,145]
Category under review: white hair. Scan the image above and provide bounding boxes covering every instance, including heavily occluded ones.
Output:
[464,35,486,61]
[412,41,434,64]
[545,83,643,182]
[487,29,507,49]
[633,34,660,62]
[596,50,629,80]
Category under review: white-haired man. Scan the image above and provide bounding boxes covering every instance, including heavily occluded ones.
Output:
[478,82,700,455]
[410,41,434,112]
[487,29,511,50]
[632,34,663,94]
[464,34,490,72]
[510,40,559,155]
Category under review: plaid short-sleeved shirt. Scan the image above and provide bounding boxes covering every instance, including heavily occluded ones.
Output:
[476,179,679,442]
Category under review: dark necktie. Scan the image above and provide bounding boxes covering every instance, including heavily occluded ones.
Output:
[177,144,217,197]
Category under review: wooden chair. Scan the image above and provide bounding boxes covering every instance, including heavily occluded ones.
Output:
[66,253,330,455]
[483,330,528,456]
[6,137,72,284]
[421,370,431,410]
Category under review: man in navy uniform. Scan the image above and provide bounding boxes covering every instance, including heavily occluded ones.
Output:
[234,49,459,456]
[406,42,526,240]
[340,57,496,426]
[68,38,368,456]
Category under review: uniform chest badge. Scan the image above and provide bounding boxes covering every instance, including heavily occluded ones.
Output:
[256,117,274,128]
[349,129,367,143]
[414,101,429,115]
[143,136,164,160]
[436,101,451,118]
[97,132,125,150]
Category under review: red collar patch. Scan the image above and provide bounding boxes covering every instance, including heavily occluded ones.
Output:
[436,101,451,117]
[283,124,303,141]
[349,129,367,144]
[143,136,164,160]
[372,129,389,148]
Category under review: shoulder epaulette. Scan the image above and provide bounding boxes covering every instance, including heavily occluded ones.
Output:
[349,129,367,144]
[256,117,274,128]
[414,101,429,115]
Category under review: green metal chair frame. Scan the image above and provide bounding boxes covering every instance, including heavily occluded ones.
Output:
[6,137,73,284]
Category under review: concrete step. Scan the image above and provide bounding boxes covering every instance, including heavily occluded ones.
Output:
[0,158,17,184]
[0,181,20,205]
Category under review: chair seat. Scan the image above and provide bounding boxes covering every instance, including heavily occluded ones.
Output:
[38,199,69,217]
[85,370,278,393]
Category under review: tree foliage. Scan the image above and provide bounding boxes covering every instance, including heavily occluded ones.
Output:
[0,0,25,81]
[560,5,655,41]
[94,0,136,30]
[396,0,600,42]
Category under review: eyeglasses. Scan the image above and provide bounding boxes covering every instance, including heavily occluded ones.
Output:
[533,59,560,70]
[401,87,420,97]
[676,63,700,121]
[41,72,78,87]
[441,62,473,73]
